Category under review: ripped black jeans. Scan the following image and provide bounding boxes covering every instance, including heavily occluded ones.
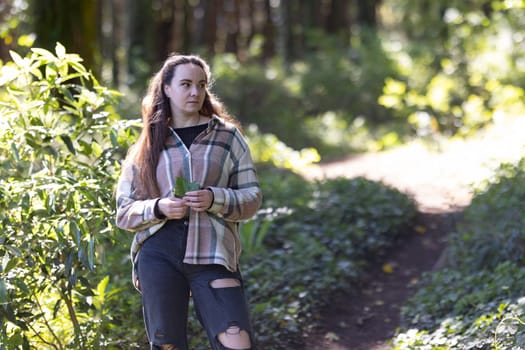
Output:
[137,220,253,350]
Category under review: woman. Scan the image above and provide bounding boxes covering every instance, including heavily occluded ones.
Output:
[116,54,262,350]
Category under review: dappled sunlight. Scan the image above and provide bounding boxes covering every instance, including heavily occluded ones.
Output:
[3,1,525,348]
[246,124,321,171]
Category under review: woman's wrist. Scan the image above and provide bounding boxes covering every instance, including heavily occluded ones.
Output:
[154,198,166,219]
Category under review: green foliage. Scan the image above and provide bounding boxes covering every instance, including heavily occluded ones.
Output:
[240,173,417,349]
[447,159,525,271]
[379,2,525,139]
[257,166,314,209]
[212,40,401,160]
[212,54,307,149]
[394,158,525,349]
[0,43,138,349]
[245,124,321,172]
[394,268,525,349]
[308,177,416,256]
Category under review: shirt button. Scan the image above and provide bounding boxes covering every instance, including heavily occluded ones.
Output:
[184,220,189,226]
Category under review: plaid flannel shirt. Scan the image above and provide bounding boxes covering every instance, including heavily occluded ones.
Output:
[116,116,262,273]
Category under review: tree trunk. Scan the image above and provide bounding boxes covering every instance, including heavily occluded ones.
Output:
[224,0,240,54]
[357,0,381,27]
[203,0,218,54]
[282,0,294,62]
[32,0,101,76]
[262,0,276,60]
[100,0,128,89]
[168,0,186,54]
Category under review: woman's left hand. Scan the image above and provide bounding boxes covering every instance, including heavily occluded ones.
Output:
[183,189,213,212]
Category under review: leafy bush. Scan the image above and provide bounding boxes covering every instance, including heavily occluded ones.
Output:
[395,264,525,349]
[0,44,142,349]
[447,159,525,271]
[394,158,525,349]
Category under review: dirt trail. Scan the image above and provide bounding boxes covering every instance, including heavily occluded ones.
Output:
[300,115,525,350]
[308,115,525,211]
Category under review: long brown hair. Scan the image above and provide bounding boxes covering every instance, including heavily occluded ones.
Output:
[127,54,239,199]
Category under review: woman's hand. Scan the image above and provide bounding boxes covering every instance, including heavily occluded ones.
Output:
[183,189,213,212]
[157,197,188,219]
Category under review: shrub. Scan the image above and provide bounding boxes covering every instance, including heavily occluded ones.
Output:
[394,157,525,349]
[447,159,525,271]
[0,43,142,349]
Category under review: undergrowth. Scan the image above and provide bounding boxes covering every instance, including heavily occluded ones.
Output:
[243,169,417,349]
[394,158,525,350]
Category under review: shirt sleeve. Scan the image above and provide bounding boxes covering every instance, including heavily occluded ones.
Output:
[115,163,165,231]
[207,131,262,221]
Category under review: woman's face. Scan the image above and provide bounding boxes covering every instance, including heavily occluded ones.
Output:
[164,63,207,119]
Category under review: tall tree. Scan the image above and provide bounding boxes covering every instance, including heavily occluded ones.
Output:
[168,0,190,54]
[325,0,351,46]
[31,0,101,75]
[282,0,301,62]
[201,0,219,54]
[357,0,381,27]
[325,0,349,33]
[223,0,241,54]
[127,0,155,88]
[261,0,277,60]
[154,0,177,61]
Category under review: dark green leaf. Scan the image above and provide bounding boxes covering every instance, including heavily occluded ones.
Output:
[60,134,76,155]
[5,245,22,258]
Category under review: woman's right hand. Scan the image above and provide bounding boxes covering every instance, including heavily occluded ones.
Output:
[157,197,188,219]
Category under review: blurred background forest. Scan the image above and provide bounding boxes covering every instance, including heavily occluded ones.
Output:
[3,0,525,160]
[2,1,525,349]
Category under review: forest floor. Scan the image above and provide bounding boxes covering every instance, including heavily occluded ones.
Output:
[300,115,525,350]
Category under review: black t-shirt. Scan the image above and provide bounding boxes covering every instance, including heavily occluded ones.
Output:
[173,123,208,149]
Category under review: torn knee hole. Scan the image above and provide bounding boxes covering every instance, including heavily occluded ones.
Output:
[210,278,241,289]
[158,345,179,350]
[218,326,251,349]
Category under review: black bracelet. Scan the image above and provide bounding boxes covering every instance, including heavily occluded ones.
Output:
[207,188,214,209]
[154,198,166,219]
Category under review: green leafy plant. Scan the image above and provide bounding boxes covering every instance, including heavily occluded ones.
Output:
[0,43,137,349]
[240,218,271,257]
